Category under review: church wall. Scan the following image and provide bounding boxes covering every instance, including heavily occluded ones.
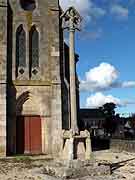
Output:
[0,85,7,155]
[7,85,52,154]
[6,0,62,156]
[0,1,8,155]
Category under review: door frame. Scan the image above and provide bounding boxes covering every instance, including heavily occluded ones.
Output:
[16,115,42,155]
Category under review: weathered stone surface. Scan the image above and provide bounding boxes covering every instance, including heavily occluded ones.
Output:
[62,130,92,160]
[42,159,111,178]
[0,0,63,157]
[0,2,7,154]
[110,139,135,153]
[1,151,135,179]
[0,0,82,159]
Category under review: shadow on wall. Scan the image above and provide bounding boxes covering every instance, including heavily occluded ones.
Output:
[16,91,30,115]
[6,2,31,155]
[6,1,15,156]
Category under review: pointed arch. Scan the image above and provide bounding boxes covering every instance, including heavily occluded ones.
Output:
[16,91,30,114]
[29,25,39,77]
[16,24,26,77]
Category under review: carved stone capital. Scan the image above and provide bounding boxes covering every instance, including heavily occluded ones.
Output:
[61,6,82,31]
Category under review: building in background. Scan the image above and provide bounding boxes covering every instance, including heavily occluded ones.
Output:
[79,109,105,137]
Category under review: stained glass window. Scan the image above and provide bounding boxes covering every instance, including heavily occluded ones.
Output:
[29,25,39,70]
[16,25,26,69]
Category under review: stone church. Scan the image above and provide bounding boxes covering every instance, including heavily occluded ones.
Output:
[0,0,80,156]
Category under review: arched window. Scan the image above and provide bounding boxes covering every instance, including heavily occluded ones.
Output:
[29,25,39,76]
[20,0,36,11]
[16,25,26,76]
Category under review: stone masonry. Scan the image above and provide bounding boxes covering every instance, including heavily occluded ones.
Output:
[0,0,87,159]
[0,0,8,155]
[0,0,63,156]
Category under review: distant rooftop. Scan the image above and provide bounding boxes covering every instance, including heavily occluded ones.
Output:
[80,108,104,118]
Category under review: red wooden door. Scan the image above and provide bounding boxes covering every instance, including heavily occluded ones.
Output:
[16,116,42,154]
[25,116,42,154]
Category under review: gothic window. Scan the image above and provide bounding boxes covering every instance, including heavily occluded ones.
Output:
[20,0,36,11]
[16,25,26,76]
[29,25,39,76]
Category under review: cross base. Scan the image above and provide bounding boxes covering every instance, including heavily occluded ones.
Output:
[61,130,92,160]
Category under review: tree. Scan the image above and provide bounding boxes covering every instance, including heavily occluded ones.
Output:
[100,103,116,117]
[99,103,117,135]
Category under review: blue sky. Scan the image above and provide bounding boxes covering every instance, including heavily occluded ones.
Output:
[60,0,135,116]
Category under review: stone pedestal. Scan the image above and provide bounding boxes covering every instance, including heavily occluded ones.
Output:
[61,130,92,160]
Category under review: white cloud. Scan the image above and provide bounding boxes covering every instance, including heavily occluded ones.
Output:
[90,7,106,19]
[86,92,121,108]
[110,4,129,20]
[80,62,135,92]
[86,63,118,87]
[122,81,135,88]
[80,62,118,92]
[85,92,135,109]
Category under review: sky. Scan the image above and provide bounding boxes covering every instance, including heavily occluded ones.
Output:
[60,0,135,116]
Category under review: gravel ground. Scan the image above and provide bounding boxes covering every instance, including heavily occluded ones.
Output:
[0,150,135,180]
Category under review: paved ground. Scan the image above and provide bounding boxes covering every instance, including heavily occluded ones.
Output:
[0,150,135,180]
[94,150,135,180]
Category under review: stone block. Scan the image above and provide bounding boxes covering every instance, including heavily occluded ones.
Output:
[42,159,111,178]
[75,140,86,160]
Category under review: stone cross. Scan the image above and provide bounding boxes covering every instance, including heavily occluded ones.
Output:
[61,7,82,134]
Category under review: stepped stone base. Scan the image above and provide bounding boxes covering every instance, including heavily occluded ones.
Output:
[42,159,111,178]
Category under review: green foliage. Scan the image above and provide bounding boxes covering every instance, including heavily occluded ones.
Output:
[99,103,117,135]
[12,156,31,163]
[100,102,116,117]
